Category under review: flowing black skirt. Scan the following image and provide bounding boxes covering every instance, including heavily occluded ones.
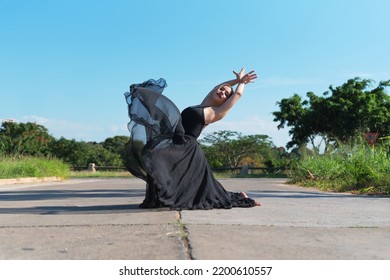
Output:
[124,79,256,210]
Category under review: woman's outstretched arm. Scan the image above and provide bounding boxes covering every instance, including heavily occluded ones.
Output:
[203,68,257,124]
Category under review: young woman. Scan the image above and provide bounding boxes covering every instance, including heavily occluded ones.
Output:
[124,68,260,210]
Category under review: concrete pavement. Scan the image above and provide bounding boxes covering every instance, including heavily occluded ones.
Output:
[1,178,389,260]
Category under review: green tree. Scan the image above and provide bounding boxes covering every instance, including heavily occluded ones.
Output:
[200,130,276,168]
[85,142,123,167]
[273,78,390,151]
[102,135,130,164]
[0,121,54,156]
[50,138,89,166]
[50,138,122,167]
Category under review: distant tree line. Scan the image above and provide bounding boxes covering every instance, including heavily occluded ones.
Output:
[200,130,289,169]
[0,121,288,169]
[0,121,129,167]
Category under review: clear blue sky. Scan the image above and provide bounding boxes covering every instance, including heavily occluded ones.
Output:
[1,0,389,148]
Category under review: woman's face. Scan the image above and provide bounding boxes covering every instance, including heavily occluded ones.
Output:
[212,85,233,106]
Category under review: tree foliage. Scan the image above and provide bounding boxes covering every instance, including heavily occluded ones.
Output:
[49,137,127,167]
[273,78,390,151]
[0,121,55,156]
[102,136,130,164]
[200,130,281,168]
[0,121,129,167]
[1,121,287,170]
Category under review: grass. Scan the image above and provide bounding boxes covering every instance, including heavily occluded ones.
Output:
[69,170,133,178]
[0,157,134,180]
[212,168,289,179]
[0,156,70,179]
[290,144,390,195]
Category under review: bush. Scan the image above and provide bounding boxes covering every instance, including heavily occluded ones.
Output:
[290,144,390,195]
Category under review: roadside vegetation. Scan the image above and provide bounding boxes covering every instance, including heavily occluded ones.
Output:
[273,78,390,195]
[288,143,390,195]
[69,170,133,178]
[0,157,70,179]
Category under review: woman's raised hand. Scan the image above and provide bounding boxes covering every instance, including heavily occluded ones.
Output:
[233,67,257,84]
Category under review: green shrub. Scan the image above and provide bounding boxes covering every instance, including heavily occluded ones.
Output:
[291,144,390,195]
[0,156,70,179]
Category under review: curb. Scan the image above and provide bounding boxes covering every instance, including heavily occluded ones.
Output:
[0,177,64,186]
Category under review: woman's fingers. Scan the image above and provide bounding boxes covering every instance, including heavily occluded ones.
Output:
[234,68,257,83]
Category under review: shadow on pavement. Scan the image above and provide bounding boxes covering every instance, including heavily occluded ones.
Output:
[248,189,388,199]
[0,188,144,201]
[0,187,174,214]
[0,203,171,215]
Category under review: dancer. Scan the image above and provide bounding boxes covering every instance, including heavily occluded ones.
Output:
[124,67,260,210]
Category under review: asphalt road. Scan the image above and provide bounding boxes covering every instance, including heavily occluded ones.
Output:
[1,178,390,260]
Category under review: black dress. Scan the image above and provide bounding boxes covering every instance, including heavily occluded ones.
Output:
[124,78,256,210]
